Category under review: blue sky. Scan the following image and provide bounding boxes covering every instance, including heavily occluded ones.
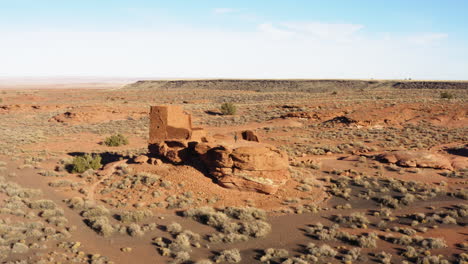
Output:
[1,0,467,79]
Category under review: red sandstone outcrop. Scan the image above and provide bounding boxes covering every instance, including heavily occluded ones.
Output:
[378,150,454,170]
[194,143,289,194]
[147,105,290,194]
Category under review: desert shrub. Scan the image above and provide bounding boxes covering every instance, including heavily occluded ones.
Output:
[416,255,450,264]
[260,248,289,262]
[420,237,447,249]
[214,249,242,263]
[39,208,64,218]
[127,223,144,237]
[331,212,370,228]
[184,207,271,241]
[39,170,61,177]
[166,195,193,209]
[440,91,454,99]
[442,215,457,224]
[220,102,237,115]
[118,210,153,224]
[376,251,392,264]
[82,205,109,218]
[86,216,115,237]
[452,189,468,200]
[402,246,419,259]
[379,208,393,217]
[237,220,271,237]
[390,235,447,249]
[171,251,190,264]
[457,253,468,264]
[223,207,267,221]
[69,154,102,173]
[179,230,201,245]
[29,199,56,210]
[281,257,309,264]
[184,207,230,229]
[104,134,129,147]
[168,234,192,254]
[306,243,337,258]
[356,232,378,248]
[65,196,90,210]
[378,195,400,208]
[343,248,361,262]
[167,222,183,235]
[305,223,340,241]
[208,232,249,243]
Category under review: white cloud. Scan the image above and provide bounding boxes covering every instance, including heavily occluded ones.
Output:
[257,22,363,42]
[257,23,295,39]
[213,8,236,14]
[407,33,448,45]
[281,22,364,41]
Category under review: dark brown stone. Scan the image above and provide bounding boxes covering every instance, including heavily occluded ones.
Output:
[241,130,259,142]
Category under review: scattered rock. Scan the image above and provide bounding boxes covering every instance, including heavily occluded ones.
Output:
[149,140,189,164]
[97,159,128,177]
[121,247,132,253]
[322,116,357,126]
[149,158,163,166]
[378,151,454,170]
[134,155,149,164]
[49,111,77,123]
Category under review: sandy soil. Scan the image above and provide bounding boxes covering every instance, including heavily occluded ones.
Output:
[0,80,466,263]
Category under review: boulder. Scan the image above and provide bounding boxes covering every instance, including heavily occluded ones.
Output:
[149,158,163,166]
[378,151,453,170]
[149,140,189,164]
[134,155,149,164]
[195,143,290,194]
[241,130,259,142]
[230,146,288,171]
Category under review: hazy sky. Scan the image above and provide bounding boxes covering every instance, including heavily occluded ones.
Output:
[1,0,467,79]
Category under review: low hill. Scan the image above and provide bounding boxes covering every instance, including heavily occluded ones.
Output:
[125,79,468,92]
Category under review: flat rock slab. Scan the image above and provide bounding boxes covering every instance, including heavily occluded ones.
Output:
[378,150,453,170]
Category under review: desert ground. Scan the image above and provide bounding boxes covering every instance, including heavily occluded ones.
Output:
[0,79,466,264]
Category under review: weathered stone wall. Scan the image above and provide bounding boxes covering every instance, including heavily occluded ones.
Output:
[149,105,193,143]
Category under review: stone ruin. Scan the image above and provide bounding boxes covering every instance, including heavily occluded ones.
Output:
[147,105,290,194]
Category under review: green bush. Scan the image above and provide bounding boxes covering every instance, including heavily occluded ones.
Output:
[220,102,237,115]
[70,154,102,173]
[440,91,454,99]
[104,134,129,147]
